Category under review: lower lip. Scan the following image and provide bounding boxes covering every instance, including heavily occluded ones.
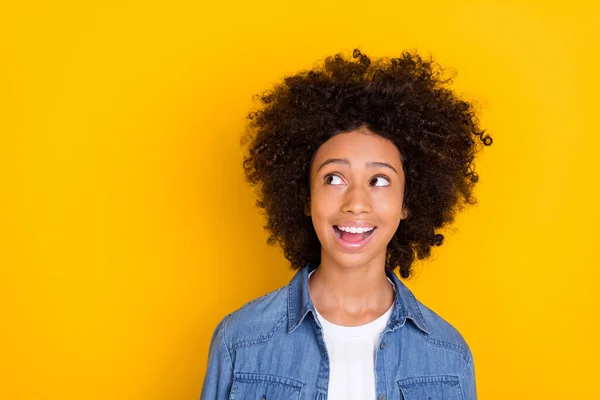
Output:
[332,226,377,251]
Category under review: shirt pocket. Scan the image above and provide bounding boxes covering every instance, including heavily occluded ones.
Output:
[397,375,464,400]
[229,372,304,400]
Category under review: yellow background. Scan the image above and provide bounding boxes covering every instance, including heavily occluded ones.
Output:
[1,1,598,399]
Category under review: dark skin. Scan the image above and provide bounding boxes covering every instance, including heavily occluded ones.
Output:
[306,126,408,326]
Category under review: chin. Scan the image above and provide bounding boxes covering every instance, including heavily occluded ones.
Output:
[326,249,380,269]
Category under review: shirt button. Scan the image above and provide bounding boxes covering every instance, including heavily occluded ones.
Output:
[378,394,386,400]
[380,342,386,350]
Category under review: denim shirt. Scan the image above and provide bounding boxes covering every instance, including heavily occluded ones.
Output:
[200,264,476,400]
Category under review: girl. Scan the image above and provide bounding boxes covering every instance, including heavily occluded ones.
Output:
[200,48,492,400]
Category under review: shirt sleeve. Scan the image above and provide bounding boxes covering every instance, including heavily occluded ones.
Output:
[200,315,234,400]
[462,344,477,400]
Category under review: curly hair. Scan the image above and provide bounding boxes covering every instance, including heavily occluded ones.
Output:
[241,48,492,279]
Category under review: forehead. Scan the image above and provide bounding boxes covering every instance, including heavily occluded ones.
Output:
[311,129,402,168]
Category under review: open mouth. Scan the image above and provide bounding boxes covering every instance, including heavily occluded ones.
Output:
[333,225,377,243]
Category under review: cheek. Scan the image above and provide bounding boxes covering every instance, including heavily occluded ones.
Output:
[309,191,339,237]
[310,185,336,212]
[374,192,404,222]
[311,195,335,224]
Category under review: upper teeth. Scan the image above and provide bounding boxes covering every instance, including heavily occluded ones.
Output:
[338,226,375,234]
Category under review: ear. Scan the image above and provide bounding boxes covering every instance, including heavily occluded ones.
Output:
[401,208,409,220]
[304,198,311,216]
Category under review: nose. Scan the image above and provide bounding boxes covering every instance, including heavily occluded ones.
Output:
[341,184,372,215]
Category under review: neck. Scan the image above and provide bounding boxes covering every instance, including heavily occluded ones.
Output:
[308,253,395,319]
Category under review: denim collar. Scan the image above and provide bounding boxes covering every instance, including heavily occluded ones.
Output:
[287,263,430,335]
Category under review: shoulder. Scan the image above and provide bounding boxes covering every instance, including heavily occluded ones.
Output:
[414,298,473,360]
[218,284,289,350]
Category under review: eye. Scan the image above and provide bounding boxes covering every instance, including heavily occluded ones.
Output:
[370,176,391,187]
[324,174,344,185]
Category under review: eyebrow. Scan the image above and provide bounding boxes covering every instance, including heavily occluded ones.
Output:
[316,158,398,174]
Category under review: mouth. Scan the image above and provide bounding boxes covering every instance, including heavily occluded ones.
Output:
[332,225,377,251]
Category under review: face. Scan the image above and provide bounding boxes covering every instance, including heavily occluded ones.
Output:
[306,128,408,270]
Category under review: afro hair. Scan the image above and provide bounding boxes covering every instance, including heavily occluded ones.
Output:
[241,48,492,278]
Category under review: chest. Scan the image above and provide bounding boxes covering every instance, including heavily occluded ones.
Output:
[228,321,467,400]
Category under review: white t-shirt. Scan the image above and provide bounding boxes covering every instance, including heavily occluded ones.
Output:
[308,269,395,400]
